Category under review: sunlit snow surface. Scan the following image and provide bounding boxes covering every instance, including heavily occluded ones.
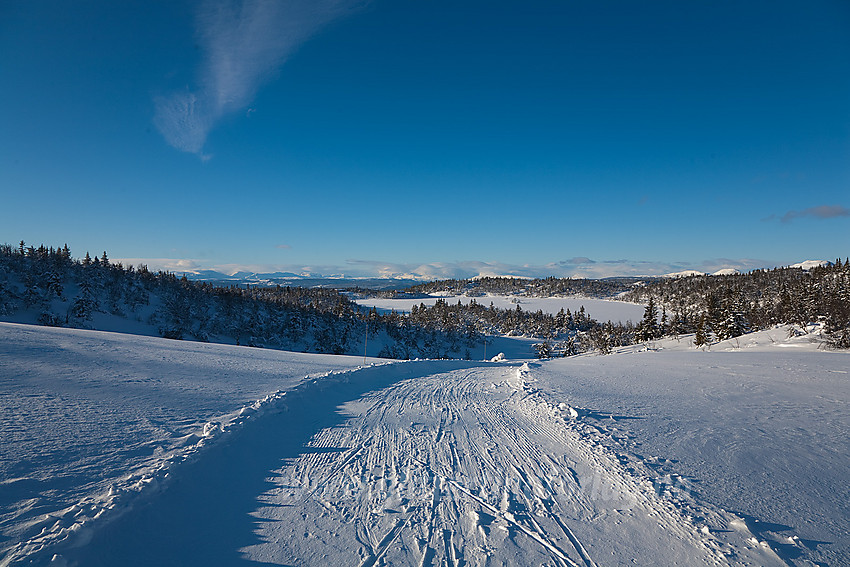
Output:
[1,322,848,566]
[532,332,850,566]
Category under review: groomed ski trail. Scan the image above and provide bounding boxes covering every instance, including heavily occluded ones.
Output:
[242,364,742,566]
[56,361,786,566]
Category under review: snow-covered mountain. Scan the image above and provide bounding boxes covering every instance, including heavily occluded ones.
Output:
[711,268,741,276]
[789,259,831,270]
[662,269,706,278]
[661,261,828,278]
[176,260,835,286]
[182,270,420,290]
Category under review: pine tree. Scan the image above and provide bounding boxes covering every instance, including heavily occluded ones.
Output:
[716,292,749,340]
[705,292,722,336]
[589,325,612,354]
[69,279,97,322]
[636,297,660,342]
[694,314,709,348]
[534,342,553,358]
[824,271,850,348]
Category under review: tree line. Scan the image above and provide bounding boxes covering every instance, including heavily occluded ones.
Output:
[3,242,847,357]
[375,275,632,299]
[0,241,638,358]
[620,261,850,349]
[0,242,468,358]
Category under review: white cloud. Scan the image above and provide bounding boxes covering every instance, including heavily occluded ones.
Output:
[155,0,361,156]
[153,91,212,156]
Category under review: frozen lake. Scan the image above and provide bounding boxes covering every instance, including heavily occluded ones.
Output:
[355,293,647,323]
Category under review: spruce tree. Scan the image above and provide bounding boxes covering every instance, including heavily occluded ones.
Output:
[694,314,709,347]
[636,297,660,342]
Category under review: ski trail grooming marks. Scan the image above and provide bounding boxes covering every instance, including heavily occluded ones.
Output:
[541,497,597,567]
[417,457,583,567]
[30,359,483,567]
[232,363,739,566]
[358,514,412,567]
[51,360,781,566]
[298,441,368,505]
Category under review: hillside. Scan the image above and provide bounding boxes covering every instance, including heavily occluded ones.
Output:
[3,243,849,361]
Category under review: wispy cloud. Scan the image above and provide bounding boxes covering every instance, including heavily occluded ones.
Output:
[155,0,360,156]
[779,205,850,223]
[562,257,596,265]
[276,244,292,250]
[764,204,850,224]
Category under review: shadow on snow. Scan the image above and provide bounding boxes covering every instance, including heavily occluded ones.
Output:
[62,360,485,567]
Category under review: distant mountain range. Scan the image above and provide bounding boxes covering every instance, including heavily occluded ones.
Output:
[662,260,830,279]
[182,261,834,289]
[183,271,420,290]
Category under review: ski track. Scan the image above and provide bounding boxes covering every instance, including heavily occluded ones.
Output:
[18,345,797,567]
[241,365,753,566]
[4,324,842,566]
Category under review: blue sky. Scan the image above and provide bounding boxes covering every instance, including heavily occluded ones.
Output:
[2,0,849,279]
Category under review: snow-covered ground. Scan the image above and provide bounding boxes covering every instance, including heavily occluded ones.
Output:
[1,322,847,566]
[530,330,850,566]
[355,294,646,323]
[76,365,736,567]
[0,322,377,565]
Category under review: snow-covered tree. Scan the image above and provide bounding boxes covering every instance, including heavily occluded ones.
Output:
[635,297,661,342]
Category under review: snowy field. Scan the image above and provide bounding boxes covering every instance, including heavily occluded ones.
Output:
[354,294,647,323]
[1,322,847,566]
[0,322,376,565]
[532,331,850,566]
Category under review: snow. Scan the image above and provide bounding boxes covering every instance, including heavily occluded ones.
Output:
[667,268,747,277]
[471,274,533,280]
[58,364,741,567]
[355,293,646,323]
[662,270,706,278]
[529,329,850,566]
[789,260,830,270]
[2,322,847,566]
[0,322,375,565]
